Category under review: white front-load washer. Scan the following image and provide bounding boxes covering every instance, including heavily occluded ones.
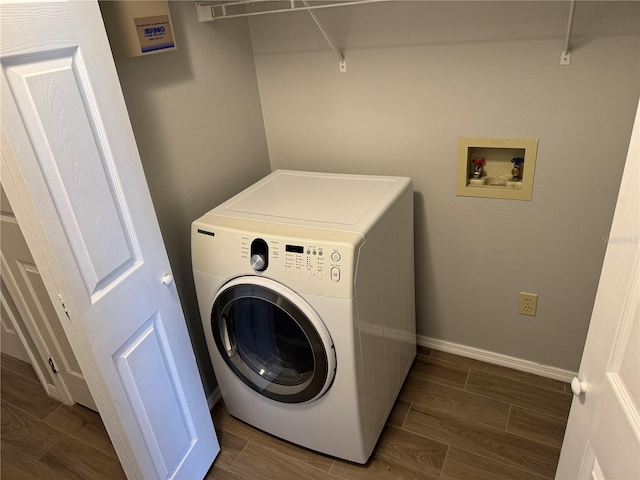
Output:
[192,170,416,464]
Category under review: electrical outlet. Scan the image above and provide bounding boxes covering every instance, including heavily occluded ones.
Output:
[519,292,538,316]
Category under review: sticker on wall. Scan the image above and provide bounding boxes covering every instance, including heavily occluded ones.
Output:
[134,15,175,54]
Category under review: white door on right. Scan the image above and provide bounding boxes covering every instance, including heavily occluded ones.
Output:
[555,101,640,479]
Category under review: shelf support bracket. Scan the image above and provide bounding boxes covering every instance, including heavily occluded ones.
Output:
[560,0,577,65]
[301,0,346,72]
[195,2,214,22]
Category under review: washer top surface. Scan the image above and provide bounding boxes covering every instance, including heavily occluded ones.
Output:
[211,170,411,235]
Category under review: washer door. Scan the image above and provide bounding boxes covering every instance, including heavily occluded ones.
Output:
[211,276,336,404]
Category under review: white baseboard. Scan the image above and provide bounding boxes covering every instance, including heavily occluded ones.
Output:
[417,335,577,383]
[204,338,576,409]
[207,386,222,411]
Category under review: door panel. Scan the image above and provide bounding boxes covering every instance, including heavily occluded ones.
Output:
[3,49,141,299]
[588,258,639,480]
[114,312,198,478]
[1,184,94,409]
[1,192,31,364]
[1,282,31,363]
[1,1,219,478]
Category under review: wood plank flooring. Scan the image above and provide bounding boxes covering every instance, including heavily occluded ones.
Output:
[0,354,125,480]
[207,347,572,480]
[1,348,572,480]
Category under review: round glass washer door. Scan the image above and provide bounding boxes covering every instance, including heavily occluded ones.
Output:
[211,276,336,404]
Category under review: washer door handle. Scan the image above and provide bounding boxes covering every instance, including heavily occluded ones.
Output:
[220,314,236,357]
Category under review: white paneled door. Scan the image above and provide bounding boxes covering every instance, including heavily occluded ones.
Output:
[0,1,219,479]
[1,183,96,410]
[556,102,640,479]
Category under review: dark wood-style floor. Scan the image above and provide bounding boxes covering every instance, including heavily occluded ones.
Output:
[1,348,571,479]
[0,354,125,479]
[207,346,572,480]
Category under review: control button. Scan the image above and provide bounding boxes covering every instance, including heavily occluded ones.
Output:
[331,252,341,262]
[318,271,323,280]
[296,268,301,277]
[319,251,323,256]
[313,250,317,255]
[331,267,340,282]
[306,270,312,279]
[286,267,291,276]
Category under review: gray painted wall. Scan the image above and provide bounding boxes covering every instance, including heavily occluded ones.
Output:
[107,2,271,394]
[249,1,640,371]
[107,1,639,395]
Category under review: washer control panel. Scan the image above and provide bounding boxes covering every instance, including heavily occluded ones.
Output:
[192,218,359,299]
[242,238,344,282]
[239,236,352,297]
[282,243,344,283]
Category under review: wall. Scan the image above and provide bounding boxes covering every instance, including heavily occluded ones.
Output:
[250,1,640,371]
[104,2,271,394]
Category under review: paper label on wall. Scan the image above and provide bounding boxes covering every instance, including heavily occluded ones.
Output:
[134,15,175,54]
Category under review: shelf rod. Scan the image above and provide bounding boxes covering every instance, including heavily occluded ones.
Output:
[560,0,577,65]
[301,0,346,71]
[212,0,282,8]
[196,0,385,22]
